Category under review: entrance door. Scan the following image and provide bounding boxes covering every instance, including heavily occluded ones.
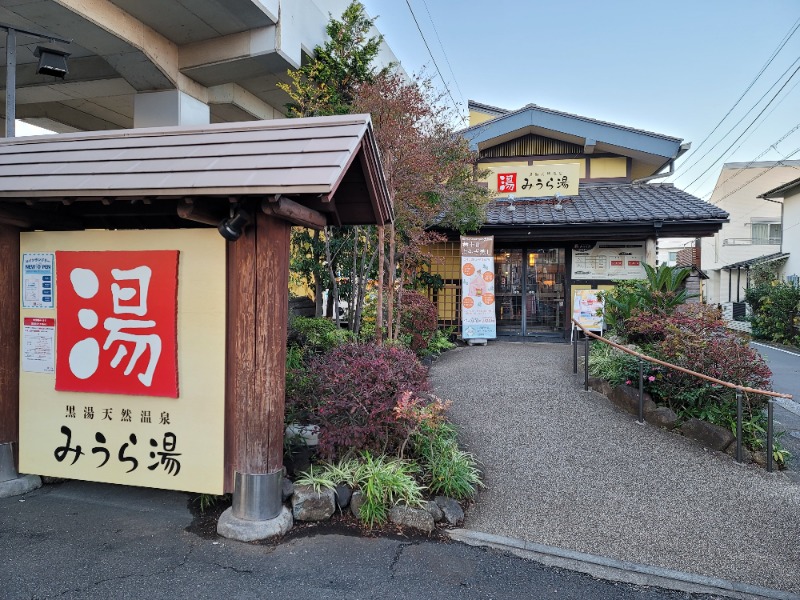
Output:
[525,248,566,336]
[493,247,565,337]
[495,250,523,335]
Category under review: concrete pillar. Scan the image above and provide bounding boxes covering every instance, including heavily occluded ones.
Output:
[133,90,210,128]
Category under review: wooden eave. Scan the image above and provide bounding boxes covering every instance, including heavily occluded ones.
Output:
[0,115,392,231]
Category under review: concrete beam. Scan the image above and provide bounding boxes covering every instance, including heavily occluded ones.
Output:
[207,83,283,121]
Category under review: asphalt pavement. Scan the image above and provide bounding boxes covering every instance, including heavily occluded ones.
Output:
[430,342,800,598]
[1,480,725,600]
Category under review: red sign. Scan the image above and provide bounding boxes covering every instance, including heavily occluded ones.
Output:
[55,251,180,398]
[628,260,641,267]
[497,173,516,192]
[610,260,623,267]
[25,317,55,327]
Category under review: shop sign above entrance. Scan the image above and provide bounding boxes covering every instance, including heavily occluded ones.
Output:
[489,162,580,198]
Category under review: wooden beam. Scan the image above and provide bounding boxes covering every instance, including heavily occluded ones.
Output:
[177,198,227,226]
[224,211,290,492]
[260,196,327,230]
[0,226,20,450]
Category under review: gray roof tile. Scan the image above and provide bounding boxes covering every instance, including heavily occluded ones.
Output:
[485,183,728,226]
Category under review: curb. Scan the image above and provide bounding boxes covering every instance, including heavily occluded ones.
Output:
[447,529,799,600]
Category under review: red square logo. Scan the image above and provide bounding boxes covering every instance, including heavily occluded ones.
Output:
[497,173,516,193]
[55,250,180,398]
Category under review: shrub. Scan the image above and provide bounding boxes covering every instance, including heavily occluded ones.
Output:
[288,316,353,358]
[745,281,800,345]
[304,342,429,460]
[296,453,424,527]
[588,341,639,387]
[411,420,482,500]
[397,289,439,356]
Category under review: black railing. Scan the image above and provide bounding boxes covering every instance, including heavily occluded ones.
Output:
[571,319,792,472]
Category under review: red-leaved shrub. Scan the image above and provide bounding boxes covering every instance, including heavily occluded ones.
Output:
[397,289,438,355]
[306,342,429,460]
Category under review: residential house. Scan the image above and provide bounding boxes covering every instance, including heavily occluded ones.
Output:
[700,161,800,308]
[761,175,800,282]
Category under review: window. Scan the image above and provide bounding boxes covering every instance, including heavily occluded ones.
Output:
[751,222,781,244]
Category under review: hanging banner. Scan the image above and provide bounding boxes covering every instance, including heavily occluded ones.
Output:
[460,236,496,340]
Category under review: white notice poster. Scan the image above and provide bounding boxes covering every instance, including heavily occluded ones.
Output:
[22,317,55,373]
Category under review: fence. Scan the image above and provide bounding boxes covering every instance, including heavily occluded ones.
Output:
[571,318,792,472]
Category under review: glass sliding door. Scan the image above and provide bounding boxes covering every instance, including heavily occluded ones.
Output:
[494,250,523,335]
[525,248,566,335]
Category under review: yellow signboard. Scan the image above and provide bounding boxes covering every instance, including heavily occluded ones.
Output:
[489,162,580,198]
[19,229,227,494]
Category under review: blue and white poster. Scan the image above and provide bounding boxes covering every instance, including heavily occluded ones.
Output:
[22,253,55,309]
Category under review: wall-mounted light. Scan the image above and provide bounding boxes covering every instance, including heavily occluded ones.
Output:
[218,207,251,241]
[35,44,70,78]
[553,193,564,211]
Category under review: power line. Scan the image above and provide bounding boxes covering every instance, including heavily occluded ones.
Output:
[711,146,800,209]
[683,60,800,193]
[709,123,800,197]
[403,0,460,114]
[419,0,465,107]
[675,16,800,174]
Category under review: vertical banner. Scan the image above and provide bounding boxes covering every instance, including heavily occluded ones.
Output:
[460,236,496,340]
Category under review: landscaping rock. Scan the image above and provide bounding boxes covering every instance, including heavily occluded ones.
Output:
[389,505,435,533]
[424,500,444,522]
[350,491,365,519]
[644,406,679,429]
[291,485,335,521]
[752,451,768,467]
[434,496,464,525]
[680,418,735,451]
[334,484,351,510]
[725,442,753,463]
[281,477,294,502]
[609,384,657,417]
[589,377,613,397]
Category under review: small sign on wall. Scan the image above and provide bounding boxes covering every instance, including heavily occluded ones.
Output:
[22,317,55,373]
[22,253,55,309]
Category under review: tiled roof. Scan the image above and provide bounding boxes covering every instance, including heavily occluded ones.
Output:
[484,183,728,226]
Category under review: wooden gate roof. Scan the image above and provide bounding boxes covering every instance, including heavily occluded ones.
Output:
[0,114,392,231]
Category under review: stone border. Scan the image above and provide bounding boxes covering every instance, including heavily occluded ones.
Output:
[447,529,799,600]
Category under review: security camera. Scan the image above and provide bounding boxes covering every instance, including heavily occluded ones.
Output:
[218,208,251,241]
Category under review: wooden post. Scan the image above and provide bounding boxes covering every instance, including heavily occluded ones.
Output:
[376,225,384,343]
[224,211,290,519]
[0,225,20,477]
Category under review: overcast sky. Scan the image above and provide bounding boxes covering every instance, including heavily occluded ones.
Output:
[362,0,800,202]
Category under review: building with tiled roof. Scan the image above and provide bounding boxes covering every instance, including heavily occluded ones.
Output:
[427,101,728,339]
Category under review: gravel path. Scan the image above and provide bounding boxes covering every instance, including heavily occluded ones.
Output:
[430,342,800,595]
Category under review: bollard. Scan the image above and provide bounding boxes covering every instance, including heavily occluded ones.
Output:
[573,336,578,374]
[638,358,644,424]
[584,335,589,391]
[735,389,743,463]
[767,399,774,473]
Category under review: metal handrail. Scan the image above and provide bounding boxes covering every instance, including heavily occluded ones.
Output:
[571,318,791,472]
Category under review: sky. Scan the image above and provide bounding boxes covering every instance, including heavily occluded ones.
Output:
[361,0,800,203]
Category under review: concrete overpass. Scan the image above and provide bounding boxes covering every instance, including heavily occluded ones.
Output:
[0,0,399,133]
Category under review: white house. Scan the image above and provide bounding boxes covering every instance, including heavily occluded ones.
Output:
[700,161,800,305]
[761,176,800,283]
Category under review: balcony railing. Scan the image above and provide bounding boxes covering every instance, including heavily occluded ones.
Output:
[722,237,781,246]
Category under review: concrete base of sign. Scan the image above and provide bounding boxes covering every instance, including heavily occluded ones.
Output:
[0,475,42,499]
[467,338,488,346]
[217,505,293,542]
